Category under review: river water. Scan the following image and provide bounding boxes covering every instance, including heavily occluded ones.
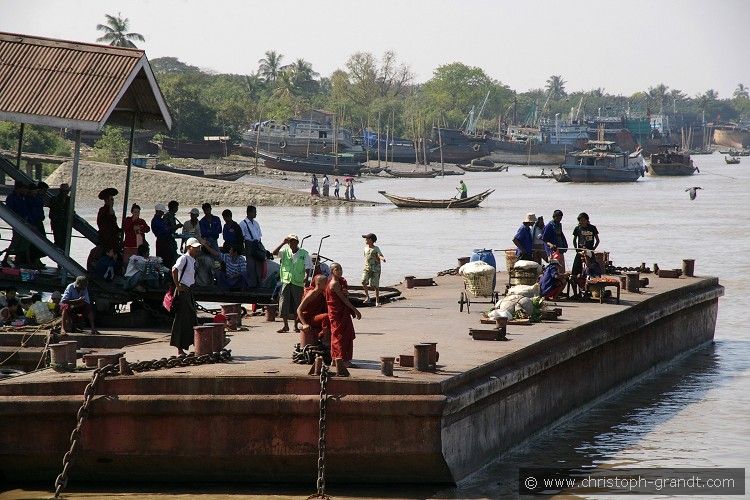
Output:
[6,153,748,499]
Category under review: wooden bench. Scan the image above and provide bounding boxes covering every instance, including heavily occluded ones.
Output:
[586,277,621,304]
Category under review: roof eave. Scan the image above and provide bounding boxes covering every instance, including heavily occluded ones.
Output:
[0,111,100,132]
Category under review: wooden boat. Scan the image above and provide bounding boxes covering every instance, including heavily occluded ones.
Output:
[359,166,384,175]
[725,156,741,165]
[384,168,439,178]
[523,172,554,179]
[560,141,645,182]
[153,163,203,176]
[204,170,251,181]
[378,189,494,208]
[552,169,571,182]
[256,149,363,176]
[647,145,697,176]
[457,163,509,172]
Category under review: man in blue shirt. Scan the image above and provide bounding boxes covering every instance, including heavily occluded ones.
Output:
[199,203,222,252]
[61,276,98,335]
[542,209,569,271]
[152,203,177,268]
[512,213,536,261]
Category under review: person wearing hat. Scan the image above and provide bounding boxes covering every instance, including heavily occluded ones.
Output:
[60,276,99,335]
[272,234,313,333]
[512,213,537,261]
[123,204,151,263]
[49,183,71,250]
[152,203,177,268]
[97,187,120,254]
[170,237,201,355]
[361,233,386,307]
[48,290,63,317]
[180,208,202,253]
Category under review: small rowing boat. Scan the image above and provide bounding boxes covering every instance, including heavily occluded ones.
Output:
[378,189,494,208]
[523,173,554,179]
[205,170,251,181]
[457,163,509,172]
[384,168,439,178]
[725,156,741,165]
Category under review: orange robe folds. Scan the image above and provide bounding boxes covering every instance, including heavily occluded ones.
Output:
[325,277,355,362]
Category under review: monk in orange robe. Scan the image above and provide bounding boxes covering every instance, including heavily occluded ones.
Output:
[324,263,361,366]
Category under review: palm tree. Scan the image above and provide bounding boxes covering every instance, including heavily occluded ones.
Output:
[669,89,686,114]
[272,70,296,99]
[545,75,566,100]
[734,83,749,99]
[704,89,719,100]
[292,58,318,82]
[96,13,145,48]
[648,84,669,114]
[258,50,284,83]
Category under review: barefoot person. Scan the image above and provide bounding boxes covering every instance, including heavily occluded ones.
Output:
[325,263,361,370]
[272,234,313,333]
[60,276,99,335]
[170,237,201,355]
[361,233,386,306]
[296,274,330,347]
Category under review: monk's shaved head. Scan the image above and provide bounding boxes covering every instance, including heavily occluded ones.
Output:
[314,275,327,287]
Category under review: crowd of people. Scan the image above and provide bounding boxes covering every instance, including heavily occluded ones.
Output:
[310,174,356,200]
[512,209,603,300]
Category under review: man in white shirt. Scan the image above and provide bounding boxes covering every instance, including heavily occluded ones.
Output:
[170,237,200,355]
[241,205,266,287]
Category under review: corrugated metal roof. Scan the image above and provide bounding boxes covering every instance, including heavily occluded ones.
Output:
[0,32,171,131]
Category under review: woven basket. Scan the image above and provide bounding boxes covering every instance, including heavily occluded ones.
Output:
[462,271,495,297]
[509,269,539,286]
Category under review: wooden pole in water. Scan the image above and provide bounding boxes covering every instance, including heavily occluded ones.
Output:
[390,109,396,165]
[412,116,419,165]
[438,121,444,174]
[422,114,428,165]
[377,111,381,168]
[384,124,389,168]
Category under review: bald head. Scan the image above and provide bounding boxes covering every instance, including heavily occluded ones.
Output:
[314,274,327,288]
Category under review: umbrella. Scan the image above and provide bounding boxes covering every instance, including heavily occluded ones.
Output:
[98,187,119,200]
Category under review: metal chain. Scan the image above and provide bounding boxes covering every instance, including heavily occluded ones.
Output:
[308,362,330,499]
[437,268,459,276]
[53,349,232,498]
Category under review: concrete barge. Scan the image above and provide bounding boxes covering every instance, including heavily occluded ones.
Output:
[0,271,723,485]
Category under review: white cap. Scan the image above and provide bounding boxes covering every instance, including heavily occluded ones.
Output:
[190,208,200,215]
[286,233,300,242]
[185,237,202,248]
[155,203,166,212]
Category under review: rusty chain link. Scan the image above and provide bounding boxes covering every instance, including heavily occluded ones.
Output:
[308,360,330,499]
[53,349,232,498]
[437,267,459,276]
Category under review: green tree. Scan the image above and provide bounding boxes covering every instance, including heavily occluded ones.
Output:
[545,75,566,100]
[258,50,284,83]
[0,122,70,156]
[94,126,128,163]
[648,84,669,113]
[733,83,749,100]
[96,13,145,48]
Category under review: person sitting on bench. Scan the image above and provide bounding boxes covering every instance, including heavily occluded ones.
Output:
[61,276,99,335]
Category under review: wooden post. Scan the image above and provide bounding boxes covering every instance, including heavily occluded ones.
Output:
[438,124,444,175]
[254,112,262,174]
[15,123,24,169]
[377,111,381,168]
[122,112,137,226]
[62,130,82,283]
[384,125,389,168]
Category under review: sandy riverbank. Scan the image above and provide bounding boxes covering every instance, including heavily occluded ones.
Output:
[45,160,379,207]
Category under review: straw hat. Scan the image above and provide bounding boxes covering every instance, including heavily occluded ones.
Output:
[524,213,537,223]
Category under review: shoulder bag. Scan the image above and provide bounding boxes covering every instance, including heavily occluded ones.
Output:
[162,259,188,312]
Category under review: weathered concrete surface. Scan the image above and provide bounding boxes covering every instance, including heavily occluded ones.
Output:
[0,272,723,484]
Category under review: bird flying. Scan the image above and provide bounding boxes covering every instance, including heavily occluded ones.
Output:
[685,187,702,200]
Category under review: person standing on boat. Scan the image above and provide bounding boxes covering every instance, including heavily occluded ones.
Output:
[152,203,177,268]
[123,203,150,264]
[181,208,202,253]
[333,178,340,198]
[241,205,266,288]
[325,262,361,372]
[322,175,330,197]
[571,212,600,289]
[512,213,536,261]
[170,238,201,356]
[272,234,313,333]
[199,203,222,253]
[163,200,182,262]
[48,183,70,250]
[311,174,319,196]
[456,180,468,199]
[96,187,120,255]
[221,209,243,249]
[542,210,569,271]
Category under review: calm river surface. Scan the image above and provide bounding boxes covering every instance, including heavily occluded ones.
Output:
[6,153,748,499]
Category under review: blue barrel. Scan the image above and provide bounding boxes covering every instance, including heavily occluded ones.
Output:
[470,248,497,290]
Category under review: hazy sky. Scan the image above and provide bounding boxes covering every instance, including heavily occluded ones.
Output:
[2,0,748,98]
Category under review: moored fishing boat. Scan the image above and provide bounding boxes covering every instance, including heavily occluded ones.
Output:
[256,149,363,176]
[560,140,645,182]
[384,168,439,178]
[647,145,697,176]
[552,169,571,182]
[378,189,494,208]
[457,162,509,172]
[725,156,741,165]
[523,172,555,179]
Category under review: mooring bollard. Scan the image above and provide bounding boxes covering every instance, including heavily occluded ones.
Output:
[48,343,69,372]
[224,312,240,331]
[457,256,471,267]
[59,340,78,368]
[264,305,277,322]
[396,354,414,367]
[205,322,226,351]
[682,259,695,277]
[404,276,416,289]
[420,342,438,369]
[625,271,640,293]
[118,356,133,375]
[380,356,395,377]
[193,325,214,355]
[413,343,431,372]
